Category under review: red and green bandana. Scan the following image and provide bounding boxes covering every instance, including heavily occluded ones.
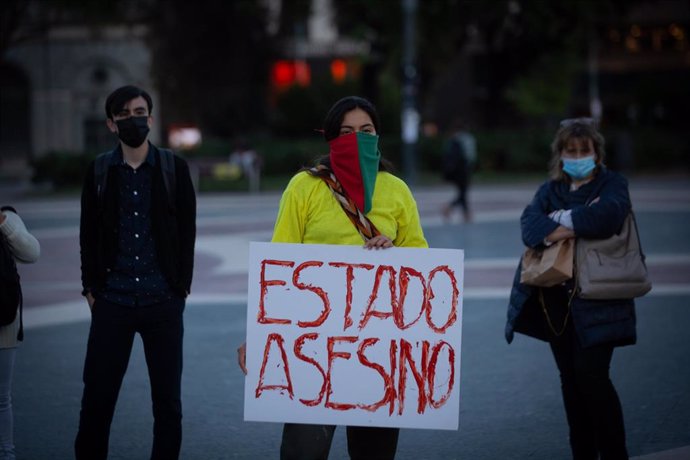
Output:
[328,132,380,214]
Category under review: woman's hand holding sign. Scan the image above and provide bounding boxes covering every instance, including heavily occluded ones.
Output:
[238,342,247,375]
[364,235,393,250]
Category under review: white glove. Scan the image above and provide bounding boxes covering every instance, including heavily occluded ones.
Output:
[548,209,574,230]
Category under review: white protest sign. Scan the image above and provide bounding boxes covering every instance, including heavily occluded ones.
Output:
[243,242,464,430]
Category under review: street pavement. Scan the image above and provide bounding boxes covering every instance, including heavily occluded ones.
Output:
[5,174,690,459]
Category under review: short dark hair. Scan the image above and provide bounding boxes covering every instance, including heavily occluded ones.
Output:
[322,96,381,141]
[104,85,153,119]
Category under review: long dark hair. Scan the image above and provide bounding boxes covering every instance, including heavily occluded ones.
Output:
[307,96,394,173]
[323,96,381,141]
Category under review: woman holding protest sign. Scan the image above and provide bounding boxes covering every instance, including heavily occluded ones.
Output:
[238,96,428,459]
[505,118,640,459]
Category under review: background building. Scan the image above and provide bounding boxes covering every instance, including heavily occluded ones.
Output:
[1,21,158,176]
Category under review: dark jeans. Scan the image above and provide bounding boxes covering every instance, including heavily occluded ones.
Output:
[75,297,184,460]
[549,323,628,460]
[280,423,399,460]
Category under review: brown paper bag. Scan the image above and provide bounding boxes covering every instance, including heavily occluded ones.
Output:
[520,238,573,287]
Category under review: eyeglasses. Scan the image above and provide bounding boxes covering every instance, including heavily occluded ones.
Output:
[559,117,597,128]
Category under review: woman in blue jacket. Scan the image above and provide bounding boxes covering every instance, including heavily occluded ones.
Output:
[506,119,634,459]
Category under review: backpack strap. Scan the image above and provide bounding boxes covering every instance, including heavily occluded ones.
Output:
[158,148,177,211]
[16,286,23,341]
[94,150,114,203]
[94,147,177,211]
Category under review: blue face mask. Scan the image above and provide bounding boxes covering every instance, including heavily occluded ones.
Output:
[562,155,596,180]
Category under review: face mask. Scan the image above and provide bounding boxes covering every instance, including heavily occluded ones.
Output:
[328,132,381,214]
[562,155,596,180]
[115,116,150,148]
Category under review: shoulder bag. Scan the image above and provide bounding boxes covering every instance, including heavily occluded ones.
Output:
[576,211,652,299]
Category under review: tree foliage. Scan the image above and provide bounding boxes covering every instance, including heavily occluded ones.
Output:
[329,0,642,127]
[147,0,273,137]
[1,0,652,136]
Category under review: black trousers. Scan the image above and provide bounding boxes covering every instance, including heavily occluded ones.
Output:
[448,171,470,215]
[549,324,628,460]
[280,423,399,460]
[75,297,184,460]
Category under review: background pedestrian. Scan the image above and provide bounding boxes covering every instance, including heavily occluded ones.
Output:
[441,119,477,223]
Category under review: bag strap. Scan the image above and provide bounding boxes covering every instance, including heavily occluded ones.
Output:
[309,164,381,242]
[628,211,647,264]
[158,148,177,211]
[94,150,113,204]
[538,271,577,337]
[17,286,23,341]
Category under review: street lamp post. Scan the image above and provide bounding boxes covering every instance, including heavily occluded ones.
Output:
[401,0,419,185]
[589,31,602,123]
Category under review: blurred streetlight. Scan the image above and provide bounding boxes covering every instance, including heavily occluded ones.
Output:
[168,124,202,150]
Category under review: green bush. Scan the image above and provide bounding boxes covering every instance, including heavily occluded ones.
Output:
[411,129,552,176]
[31,151,94,188]
[628,127,688,171]
[29,126,687,193]
[253,137,325,175]
[182,138,234,157]
[477,128,554,172]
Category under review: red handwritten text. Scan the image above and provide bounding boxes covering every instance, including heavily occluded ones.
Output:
[258,259,459,333]
[253,332,456,416]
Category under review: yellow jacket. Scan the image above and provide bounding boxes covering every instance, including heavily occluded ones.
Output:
[272,171,428,248]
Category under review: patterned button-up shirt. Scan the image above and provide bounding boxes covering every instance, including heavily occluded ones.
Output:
[101,147,173,307]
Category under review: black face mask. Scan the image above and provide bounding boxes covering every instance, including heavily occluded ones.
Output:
[115,116,150,148]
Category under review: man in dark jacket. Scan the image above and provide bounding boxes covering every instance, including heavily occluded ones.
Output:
[76,85,196,460]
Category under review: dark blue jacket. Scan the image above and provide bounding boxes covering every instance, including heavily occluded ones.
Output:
[505,167,637,348]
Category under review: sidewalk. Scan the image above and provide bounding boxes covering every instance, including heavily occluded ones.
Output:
[632,446,690,459]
